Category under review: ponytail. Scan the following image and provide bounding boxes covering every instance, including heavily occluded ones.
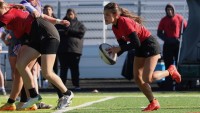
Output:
[104,2,143,25]
[120,7,143,24]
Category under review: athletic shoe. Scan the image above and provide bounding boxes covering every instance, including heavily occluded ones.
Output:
[0,103,16,111]
[17,104,37,111]
[168,65,181,83]
[142,99,160,112]
[25,104,37,110]
[21,95,42,109]
[56,91,74,110]
[36,102,52,109]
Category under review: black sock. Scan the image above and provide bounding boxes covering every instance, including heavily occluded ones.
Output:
[52,84,63,98]
[7,98,15,104]
[63,90,71,96]
[29,88,38,98]
[20,86,28,102]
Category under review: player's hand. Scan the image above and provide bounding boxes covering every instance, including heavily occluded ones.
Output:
[60,20,70,27]
[107,46,121,54]
[32,10,41,18]
[12,4,26,10]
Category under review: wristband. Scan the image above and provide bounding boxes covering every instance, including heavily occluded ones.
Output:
[56,19,62,24]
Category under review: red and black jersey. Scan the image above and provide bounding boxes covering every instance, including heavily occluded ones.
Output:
[158,14,187,38]
[0,8,34,38]
[112,16,151,43]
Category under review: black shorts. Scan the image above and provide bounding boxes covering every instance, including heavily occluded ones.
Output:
[135,35,161,58]
[27,17,60,54]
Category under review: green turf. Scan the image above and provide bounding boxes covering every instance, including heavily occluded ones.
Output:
[1,92,200,113]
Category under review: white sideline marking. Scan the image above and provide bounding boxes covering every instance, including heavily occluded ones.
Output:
[53,96,116,113]
[44,94,200,98]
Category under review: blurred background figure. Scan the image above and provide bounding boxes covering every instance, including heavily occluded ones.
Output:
[0,32,6,95]
[157,3,187,90]
[0,69,6,95]
[56,8,86,91]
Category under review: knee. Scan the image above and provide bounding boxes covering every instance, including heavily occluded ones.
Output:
[134,76,142,85]
[134,75,152,85]
[143,77,153,84]
[41,71,53,80]
[16,61,24,72]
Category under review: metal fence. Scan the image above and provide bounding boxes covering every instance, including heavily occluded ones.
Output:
[2,0,188,79]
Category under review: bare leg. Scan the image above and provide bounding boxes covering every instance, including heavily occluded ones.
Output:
[0,70,4,88]
[41,54,67,93]
[16,46,67,93]
[134,55,170,101]
[8,56,23,100]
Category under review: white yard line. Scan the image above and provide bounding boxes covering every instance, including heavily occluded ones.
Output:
[53,96,116,113]
[44,94,200,98]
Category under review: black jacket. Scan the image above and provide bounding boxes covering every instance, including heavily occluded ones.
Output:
[56,18,86,54]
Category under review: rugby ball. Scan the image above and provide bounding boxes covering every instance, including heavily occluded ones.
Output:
[99,43,117,65]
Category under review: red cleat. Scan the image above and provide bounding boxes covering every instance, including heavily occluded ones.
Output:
[142,99,160,112]
[167,65,181,83]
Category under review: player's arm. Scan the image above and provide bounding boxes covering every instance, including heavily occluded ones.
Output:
[157,20,167,41]
[157,30,166,41]
[20,0,41,17]
[117,32,140,56]
[121,32,140,51]
[41,14,70,27]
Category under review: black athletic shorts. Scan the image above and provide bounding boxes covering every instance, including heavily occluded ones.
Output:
[135,35,161,58]
[27,17,60,54]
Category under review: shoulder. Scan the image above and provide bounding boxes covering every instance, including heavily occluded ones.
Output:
[160,16,168,22]
[118,16,136,27]
[175,14,183,19]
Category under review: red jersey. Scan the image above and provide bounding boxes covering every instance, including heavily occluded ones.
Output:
[112,16,151,43]
[158,14,187,38]
[0,8,34,38]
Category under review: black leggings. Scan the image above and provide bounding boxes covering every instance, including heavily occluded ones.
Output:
[58,52,81,87]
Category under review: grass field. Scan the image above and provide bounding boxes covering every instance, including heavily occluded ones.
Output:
[1,91,200,113]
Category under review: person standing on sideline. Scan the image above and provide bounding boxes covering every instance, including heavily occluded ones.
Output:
[56,8,86,91]
[104,2,181,111]
[157,3,187,90]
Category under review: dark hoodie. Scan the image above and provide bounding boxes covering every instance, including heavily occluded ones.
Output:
[56,17,86,54]
[165,3,175,17]
[157,3,187,44]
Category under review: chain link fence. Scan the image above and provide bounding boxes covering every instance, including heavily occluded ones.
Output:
[2,0,188,79]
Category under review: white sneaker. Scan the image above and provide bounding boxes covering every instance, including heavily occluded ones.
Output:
[56,91,74,110]
[0,89,6,95]
[21,95,42,109]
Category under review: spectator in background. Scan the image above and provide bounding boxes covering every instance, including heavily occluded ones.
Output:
[0,68,6,95]
[43,5,56,18]
[157,3,187,90]
[56,8,86,91]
